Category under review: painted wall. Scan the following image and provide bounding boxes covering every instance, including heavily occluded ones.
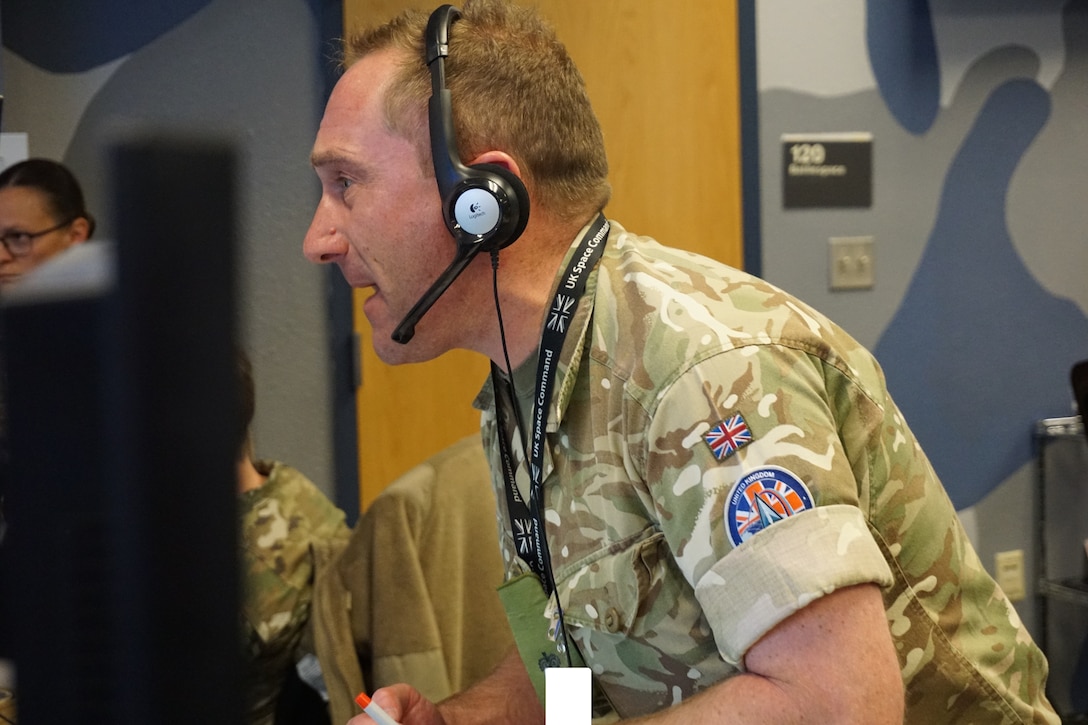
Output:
[753,0,1088,712]
[0,0,350,504]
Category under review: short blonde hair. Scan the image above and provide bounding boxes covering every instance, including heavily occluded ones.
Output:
[343,0,611,225]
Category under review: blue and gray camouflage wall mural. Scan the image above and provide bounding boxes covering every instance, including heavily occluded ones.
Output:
[759,0,1088,510]
[754,0,1088,710]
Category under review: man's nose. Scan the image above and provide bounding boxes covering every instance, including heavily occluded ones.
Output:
[302,207,348,264]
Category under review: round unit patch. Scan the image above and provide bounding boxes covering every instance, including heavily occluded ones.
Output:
[725,466,814,547]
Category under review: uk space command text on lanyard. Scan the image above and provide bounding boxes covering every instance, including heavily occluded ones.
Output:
[494,214,609,595]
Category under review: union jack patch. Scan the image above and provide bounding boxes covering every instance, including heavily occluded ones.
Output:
[705,413,753,461]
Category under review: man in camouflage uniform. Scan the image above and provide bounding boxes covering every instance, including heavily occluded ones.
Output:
[235,351,352,724]
[478,221,1059,723]
[304,1,1060,723]
[239,459,351,724]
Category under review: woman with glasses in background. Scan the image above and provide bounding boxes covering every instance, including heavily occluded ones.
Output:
[0,157,97,722]
[0,158,95,287]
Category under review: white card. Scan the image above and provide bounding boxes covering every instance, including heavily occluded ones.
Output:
[545,667,591,725]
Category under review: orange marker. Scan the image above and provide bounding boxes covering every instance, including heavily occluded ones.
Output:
[355,692,402,725]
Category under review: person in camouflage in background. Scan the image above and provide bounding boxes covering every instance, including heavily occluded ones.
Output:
[235,350,351,724]
[302,1,1060,723]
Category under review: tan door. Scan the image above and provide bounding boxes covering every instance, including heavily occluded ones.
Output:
[344,0,743,510]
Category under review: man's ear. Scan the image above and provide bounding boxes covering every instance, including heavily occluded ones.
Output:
[466,150,523,179]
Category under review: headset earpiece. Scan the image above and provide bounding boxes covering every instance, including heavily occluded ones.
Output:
[448,163,529,252]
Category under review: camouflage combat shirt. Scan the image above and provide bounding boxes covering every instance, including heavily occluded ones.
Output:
[475,220,1059,723]
[239,461,351,725]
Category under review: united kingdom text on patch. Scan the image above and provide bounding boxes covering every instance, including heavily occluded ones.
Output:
[725,466,814,547]
[704,413,753,461]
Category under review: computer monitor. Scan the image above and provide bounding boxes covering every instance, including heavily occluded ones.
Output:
[0,137,243,724]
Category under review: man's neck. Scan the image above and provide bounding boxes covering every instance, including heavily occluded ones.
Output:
[473,213,596,368]
[236,456,268,494]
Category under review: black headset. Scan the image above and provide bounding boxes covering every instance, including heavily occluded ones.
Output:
[392,3,530,344]
[427,4,529,251]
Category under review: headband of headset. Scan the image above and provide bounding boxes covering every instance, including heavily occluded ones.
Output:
[425,4,529,252]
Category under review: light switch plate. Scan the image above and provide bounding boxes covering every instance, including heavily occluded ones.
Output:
[829,236,875,290]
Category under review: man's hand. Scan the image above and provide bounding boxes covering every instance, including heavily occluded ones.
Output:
[347,684,444,725]
[347,648,544,725]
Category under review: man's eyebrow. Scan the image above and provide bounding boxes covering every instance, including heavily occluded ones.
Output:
[310,149,357,170]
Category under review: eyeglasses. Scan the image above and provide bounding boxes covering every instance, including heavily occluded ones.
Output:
[0,219,74,257]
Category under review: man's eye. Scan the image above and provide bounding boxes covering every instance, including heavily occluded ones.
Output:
[339,177,354,190]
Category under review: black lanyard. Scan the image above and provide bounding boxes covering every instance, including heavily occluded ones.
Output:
[492,214,609,594]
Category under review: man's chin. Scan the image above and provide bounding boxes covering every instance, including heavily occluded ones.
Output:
[366,302,447,364]
[370,328,435,366]
[372,339,410,365]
